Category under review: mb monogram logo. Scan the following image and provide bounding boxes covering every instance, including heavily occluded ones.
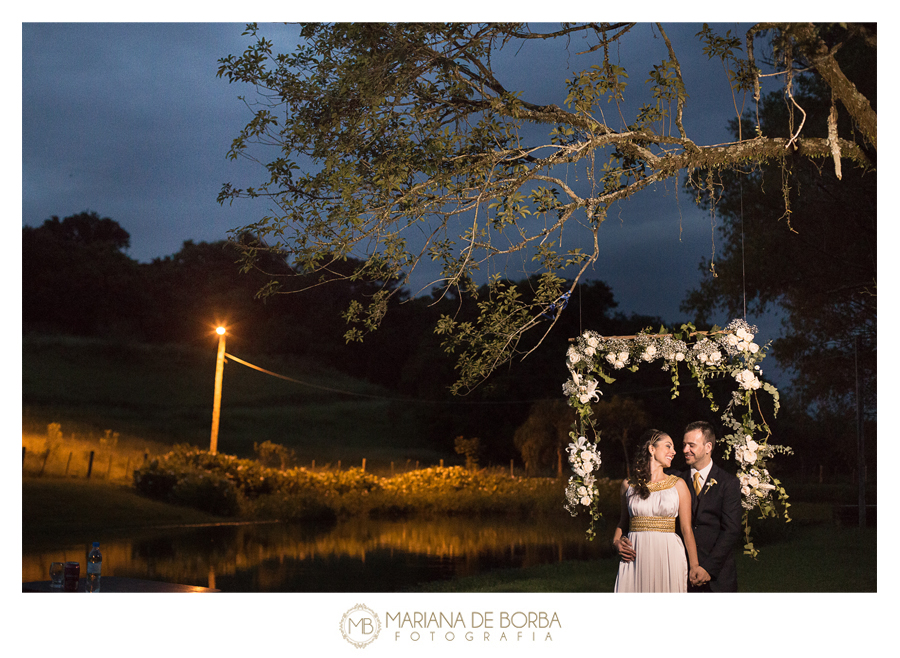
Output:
[340,604,382,648]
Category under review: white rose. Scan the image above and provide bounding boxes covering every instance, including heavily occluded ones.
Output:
[584,346,595,357]
[727,334,740,346]
[711,351,721,362]
[749,342,759,353]
[746,438,759,452]
[675,352,685,361]
[699,353,708,363]
[567,347,581,364]
[617,351,629,362]
[606,353,616,365]
[735,369,758,389]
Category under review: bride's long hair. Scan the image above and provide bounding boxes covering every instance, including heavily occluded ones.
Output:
[628,429,670,500]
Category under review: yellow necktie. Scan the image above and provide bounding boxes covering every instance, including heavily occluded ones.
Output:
[693,472,702,495]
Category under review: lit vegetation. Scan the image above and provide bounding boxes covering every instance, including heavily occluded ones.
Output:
[132,444,622,521]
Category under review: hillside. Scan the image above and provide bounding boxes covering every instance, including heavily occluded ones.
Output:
[22,333,444,468]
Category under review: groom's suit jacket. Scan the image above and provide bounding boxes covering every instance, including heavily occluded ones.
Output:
[680,462,742,592]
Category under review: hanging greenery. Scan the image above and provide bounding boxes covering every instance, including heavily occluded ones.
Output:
[562,318,791,557]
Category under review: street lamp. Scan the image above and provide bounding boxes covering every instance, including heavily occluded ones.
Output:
[209,326,227,455]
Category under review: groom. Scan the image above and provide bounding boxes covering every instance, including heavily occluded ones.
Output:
[680,421,742,592]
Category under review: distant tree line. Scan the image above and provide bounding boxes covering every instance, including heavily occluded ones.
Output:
[22,211,687,469]
[23,211,873,480]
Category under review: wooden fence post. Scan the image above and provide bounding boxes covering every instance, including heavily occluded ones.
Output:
[510,459,514,478]
[362,457,366,472]
[65,452,73,476]
[39,449,50,477]
[86,451,95,479]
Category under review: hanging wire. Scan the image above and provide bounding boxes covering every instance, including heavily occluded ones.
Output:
[579,282,583,335]
[223,352,554,406]
[740,175,747,319]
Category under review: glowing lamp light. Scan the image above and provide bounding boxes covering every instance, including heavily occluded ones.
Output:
[210,325,228,454]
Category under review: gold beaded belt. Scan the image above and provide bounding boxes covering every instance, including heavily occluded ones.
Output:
[630,516,676,533]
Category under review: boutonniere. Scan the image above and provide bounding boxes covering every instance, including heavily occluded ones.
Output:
[704,478,718,493]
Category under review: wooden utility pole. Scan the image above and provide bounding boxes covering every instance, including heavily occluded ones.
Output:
[210,327,227,455]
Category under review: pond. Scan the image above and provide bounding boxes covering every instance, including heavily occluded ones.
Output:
[22,516,612,592]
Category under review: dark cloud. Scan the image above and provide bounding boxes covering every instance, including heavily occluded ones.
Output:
[23,23,260,261]
[22,22,781,355]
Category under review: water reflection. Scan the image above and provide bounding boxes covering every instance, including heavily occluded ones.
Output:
[23,516,612,592]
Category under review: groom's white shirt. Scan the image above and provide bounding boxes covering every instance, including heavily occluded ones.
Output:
[691,461,713,492]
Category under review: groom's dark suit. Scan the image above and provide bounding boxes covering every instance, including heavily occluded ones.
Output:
[681,462,742,592]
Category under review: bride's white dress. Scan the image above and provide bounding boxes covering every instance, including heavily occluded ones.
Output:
[614,474,687,593]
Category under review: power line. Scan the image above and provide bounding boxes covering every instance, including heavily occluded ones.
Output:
[223,352,554,406]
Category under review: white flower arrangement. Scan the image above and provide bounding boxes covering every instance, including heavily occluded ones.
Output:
[734,368,762,390]
[562,372,601,405]
[563,435,603,540]
[562,319,792,555]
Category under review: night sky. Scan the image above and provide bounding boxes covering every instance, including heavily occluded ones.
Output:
[21,20,787,374]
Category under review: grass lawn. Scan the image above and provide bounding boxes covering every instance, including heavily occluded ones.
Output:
[414,521,876,593]
[22,477,224,551]
[735,523,877,592]
[22,334,434,466]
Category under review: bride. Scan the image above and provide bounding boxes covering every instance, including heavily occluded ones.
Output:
[612,429,701,592]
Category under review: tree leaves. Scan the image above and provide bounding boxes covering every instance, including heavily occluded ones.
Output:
[217,22,876,393]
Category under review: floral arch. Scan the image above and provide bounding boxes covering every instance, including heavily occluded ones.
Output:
[561,318,791,557]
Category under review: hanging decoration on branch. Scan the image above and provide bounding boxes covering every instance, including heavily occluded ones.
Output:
[562,319,792,557]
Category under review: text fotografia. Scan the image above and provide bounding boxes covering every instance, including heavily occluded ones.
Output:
[387,611,560,642]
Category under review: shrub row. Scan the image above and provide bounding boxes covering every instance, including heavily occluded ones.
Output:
[133,445,622,521]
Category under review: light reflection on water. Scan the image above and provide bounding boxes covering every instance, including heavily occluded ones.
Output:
[22,516,612,592]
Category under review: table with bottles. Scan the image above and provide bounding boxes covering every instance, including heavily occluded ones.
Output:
[24,541,219,592]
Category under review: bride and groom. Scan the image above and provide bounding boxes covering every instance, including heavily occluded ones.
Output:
[612,421,742,593]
